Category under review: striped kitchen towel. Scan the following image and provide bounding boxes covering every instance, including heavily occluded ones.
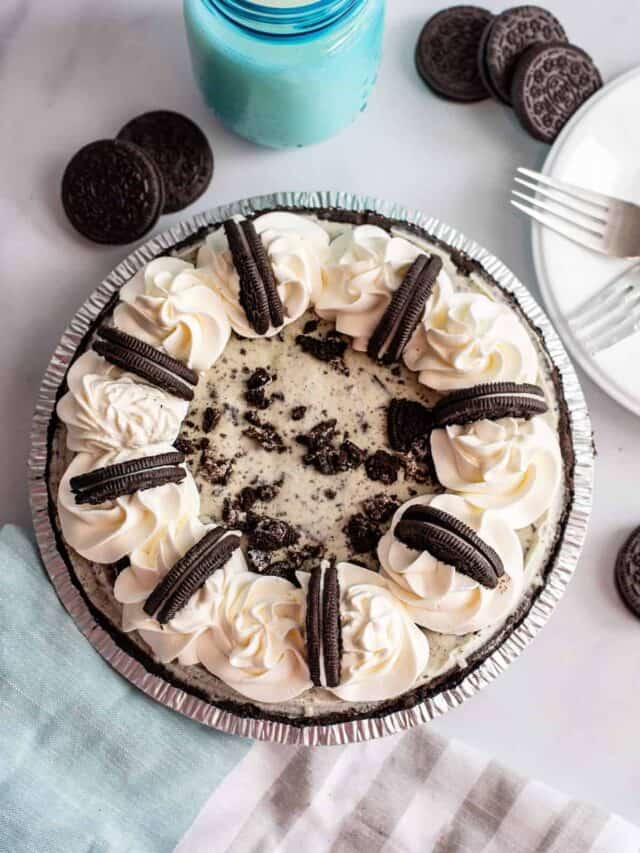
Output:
[1,524,638,853]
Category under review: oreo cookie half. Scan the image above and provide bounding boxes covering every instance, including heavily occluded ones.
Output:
[395,504,504,589]
[511,43,602,143]
[415,6,493,103]
[387,399,434,452]
[224,219,284,334]
[144,527,241,625]
[481,6,568,105]
[615,526,640,619]
[368,254,442,364]
[117,111,214,214]
[305,563,343,689]
[432,382,548,428]
[70,451,185,506]
[61,139,165,245]
[93,326,198,401]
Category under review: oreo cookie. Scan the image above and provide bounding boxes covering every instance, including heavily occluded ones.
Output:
[416,6,493,103]
[61,139,164,245]
[480,6,568,105]
[144,526,241,625]
[117,111,214,214]
[305,563,343,689]
[224,219,284,334]
[70,451,185,506]
[388,399,434,452]
[322,563,342,689]
[511,43,602,143]
[93,326,198,401]
[368,254,442,364]
[432,382,548,427]
[615,526,640,619]
[395,504,504,589]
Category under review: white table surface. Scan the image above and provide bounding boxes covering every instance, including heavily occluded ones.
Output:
[2,0,639,827]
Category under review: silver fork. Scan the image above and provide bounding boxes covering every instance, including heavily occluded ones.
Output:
[566,261,640,355]
[510,167,640,259]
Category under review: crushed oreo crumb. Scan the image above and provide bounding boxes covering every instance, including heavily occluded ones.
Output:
[450,249,482,277]
[291,405,307,421]
[324,488,337,500]
[362,493,400,524]
[199,450,234,485]
[202,406,221,433]
[242,411,286,453]
[174,437,194,456]
[297,418,364,475]
[365,450,403,485]
[303,319,319,334]
[295,331,348,362]
[246,548,272,573]
[344,513,381,554]
[248,515,300,551]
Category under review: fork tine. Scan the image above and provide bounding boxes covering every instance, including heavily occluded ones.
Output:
[510,200,607,254]
[517,168,611,211]
[589,298,640,354]
[511,190,606,238]
[513,177,609,226]
[568,262,640,330]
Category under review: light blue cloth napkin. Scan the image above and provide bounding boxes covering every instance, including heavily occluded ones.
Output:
[0,525,252,853]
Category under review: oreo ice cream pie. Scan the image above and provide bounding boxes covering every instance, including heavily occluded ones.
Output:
[47,208,573,724]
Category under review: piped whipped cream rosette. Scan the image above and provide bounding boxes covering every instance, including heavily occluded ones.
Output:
[57,444,200,565]
[56,351,188,456]
[298,561,430,702]
[119,513,310,703]
[378,494,524,634]
[114,256,231,371]
[403,273,538,390]
[430,414,563,530]
[314,225,427,352]
[117,517,231,665]
[197,212,329,338]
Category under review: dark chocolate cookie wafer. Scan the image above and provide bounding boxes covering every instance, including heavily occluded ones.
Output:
[241,220,284,328]
[388,399,434,452]
[62,139,165,245]
[143,526,227,618]
[322,563,342,689]
[368,254,442,364]
[511,43,602,143]
[396,504,504,588]
[156,533,241,625]
[93,326,198,401]
[615,526,640,619]
[224,219,284,335]
[117,111,213,214]
[416,6,493,102]
[70,451,185,506]
[481,6,568,105]
[306,566,323,687]
[432,382,548,427]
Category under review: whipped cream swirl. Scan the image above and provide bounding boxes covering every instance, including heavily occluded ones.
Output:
[378,494,524,635]
[56,352,188,456]
[57,445,200,565]
[114,256,231,371]
[431,416,562,529]
[197,212,329,338]
[118,520,248,667]
[197,563,312,703]
[404,275,538,390]
[298,563,429,703]
[314,225,424,351]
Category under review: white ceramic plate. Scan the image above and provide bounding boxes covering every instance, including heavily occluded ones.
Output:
[532,65,640,417]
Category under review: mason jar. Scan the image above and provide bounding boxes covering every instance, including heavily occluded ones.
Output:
[183,0,385,148]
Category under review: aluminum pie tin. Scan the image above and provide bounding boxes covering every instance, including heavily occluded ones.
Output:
[28,191,594,746]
